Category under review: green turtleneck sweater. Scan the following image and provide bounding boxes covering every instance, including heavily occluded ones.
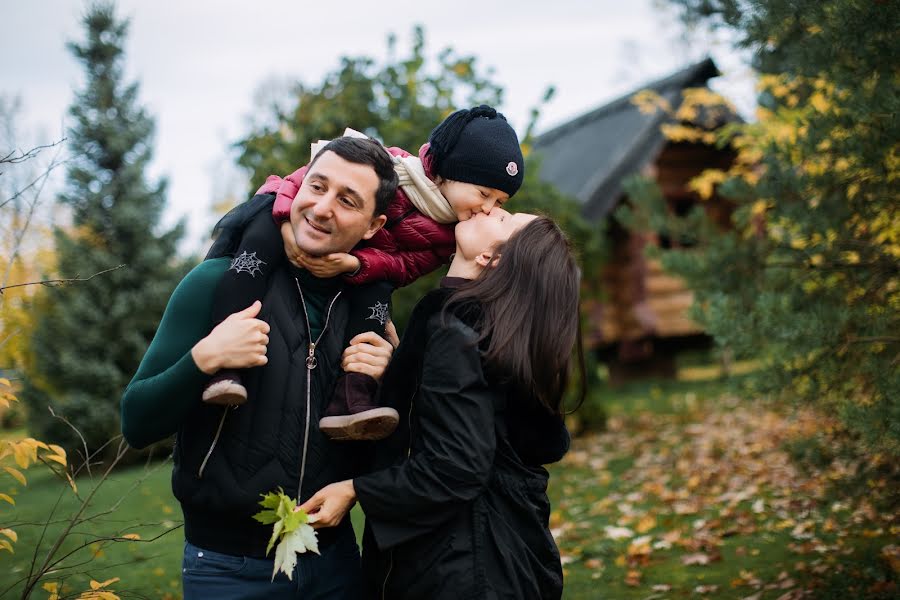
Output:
[120,258,340,449]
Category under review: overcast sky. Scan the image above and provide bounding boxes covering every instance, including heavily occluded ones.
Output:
[1,0,754,253]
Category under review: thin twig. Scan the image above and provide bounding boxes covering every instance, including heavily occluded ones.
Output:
[22,440,129,599]
[0,139,65,166]
[0,265,126,295]
[0,154,67,211]
[47,407,95,480]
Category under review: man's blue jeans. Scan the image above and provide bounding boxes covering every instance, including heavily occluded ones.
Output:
[181,527,362,599]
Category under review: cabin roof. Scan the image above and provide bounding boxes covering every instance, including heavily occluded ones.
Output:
[533,57,735,220]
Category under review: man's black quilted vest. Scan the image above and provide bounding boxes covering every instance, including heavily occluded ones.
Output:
[172,264,365,558]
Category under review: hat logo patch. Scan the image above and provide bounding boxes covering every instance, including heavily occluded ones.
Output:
[506,162,518,176]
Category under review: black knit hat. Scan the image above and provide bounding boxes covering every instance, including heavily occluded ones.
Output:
[427,105,525,197]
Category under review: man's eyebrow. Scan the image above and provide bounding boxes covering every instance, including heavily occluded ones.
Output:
[338,185,364,207]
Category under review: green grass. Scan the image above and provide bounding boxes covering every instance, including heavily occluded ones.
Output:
[2,375,897,599]
[1,461,183,599]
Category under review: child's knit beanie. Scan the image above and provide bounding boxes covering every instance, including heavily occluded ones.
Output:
[426,105,524,197]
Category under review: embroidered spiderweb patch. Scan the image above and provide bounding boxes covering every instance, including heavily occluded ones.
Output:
[229,251,267,277]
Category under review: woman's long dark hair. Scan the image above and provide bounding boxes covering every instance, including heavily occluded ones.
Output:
[445,216,585,415]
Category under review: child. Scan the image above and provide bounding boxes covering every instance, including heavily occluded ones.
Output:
[203,105,524,441]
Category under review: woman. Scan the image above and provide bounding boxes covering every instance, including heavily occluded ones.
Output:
[301,208,582,599]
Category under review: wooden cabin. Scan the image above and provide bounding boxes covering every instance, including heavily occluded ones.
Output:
[533,58,738,380]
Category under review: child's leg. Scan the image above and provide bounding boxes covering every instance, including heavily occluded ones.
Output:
[203,208,282,405]
[320,280,400,441]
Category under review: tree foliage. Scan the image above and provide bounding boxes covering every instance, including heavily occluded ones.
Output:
[234,26,603,329]
[621,0,900,450]
[21,3,189,456]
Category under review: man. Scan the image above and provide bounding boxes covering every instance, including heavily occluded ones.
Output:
[121,137,399,598]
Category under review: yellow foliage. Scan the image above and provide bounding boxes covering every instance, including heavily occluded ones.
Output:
[885,145,900,182]
[688,169,729,200]
[660,124,705,144]
[630,89,672,115]
[809,92,830,113]
[43,582,59,600]
[4,466,26,485]
[78,577,121,600]
[677,88,735,127]
[751,200,769,217]
[90,578,120,590]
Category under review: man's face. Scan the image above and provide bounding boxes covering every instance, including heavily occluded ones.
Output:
[289,151,387,256]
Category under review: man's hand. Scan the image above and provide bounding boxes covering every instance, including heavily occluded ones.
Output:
[298,480,357,529]
[191,301,270,374]
[342,329,394,381]
[280,222,361,277]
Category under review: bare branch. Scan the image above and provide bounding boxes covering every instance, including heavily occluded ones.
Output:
[0,152,66,212]
[0,264,126,295]
[1,143,67,291]
[0,138,66,166]
[47,406,95,480]
[845,336,900,344]
[22,439,130,599]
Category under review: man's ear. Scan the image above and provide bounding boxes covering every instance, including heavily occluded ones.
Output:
[362,214,388,241]
[474,250,501,269]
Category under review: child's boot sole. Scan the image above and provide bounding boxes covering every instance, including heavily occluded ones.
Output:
[319,407,400,441]
[202,380,248,405]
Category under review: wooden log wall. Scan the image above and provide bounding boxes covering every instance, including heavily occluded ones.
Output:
[591,141,735,349]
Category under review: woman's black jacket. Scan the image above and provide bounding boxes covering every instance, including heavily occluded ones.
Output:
[354,282,570,599]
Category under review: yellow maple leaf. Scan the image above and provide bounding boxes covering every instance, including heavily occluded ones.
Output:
[0,528,18,542]
[89,578,120,590]
[4,466,26,486]
[42,582,59,600]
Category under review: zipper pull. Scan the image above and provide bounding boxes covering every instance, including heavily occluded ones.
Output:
[306,342,318,370]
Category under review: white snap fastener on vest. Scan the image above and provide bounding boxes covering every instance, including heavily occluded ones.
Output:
[198,551,204,558]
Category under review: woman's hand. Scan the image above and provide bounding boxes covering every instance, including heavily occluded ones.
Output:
[298,480,357,529]
[191,301,269,374]
[342,329,395,381]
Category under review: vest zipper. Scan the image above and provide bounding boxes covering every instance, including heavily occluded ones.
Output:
[198,406,230,478]
[295,278,342,501]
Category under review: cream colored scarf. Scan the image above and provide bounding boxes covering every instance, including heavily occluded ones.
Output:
[310,128,457,225]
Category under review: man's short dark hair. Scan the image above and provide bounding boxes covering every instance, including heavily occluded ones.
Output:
[309,137,398,217]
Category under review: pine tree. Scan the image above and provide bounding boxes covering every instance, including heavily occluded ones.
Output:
[22,3,188,456]
[621,0,900,450]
